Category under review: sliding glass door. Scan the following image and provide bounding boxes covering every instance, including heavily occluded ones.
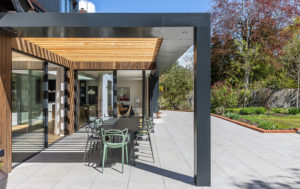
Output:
[12,51,44,166]
[11,51,68,166]
[47,63,65,145]
[78,71,113,127]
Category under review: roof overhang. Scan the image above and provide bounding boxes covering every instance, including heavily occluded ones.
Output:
[0,13,210,72]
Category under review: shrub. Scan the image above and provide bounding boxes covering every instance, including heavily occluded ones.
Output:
[215,106,226,115]
[257,120,277,130]
[225,112,240,120]
[239,107,266,115]
[288,107,300,115]
[225,108,241,114]
[239,107,255,115]
[242,116,277,130]
[254,107,266,115]
[211,81,239,110]
[238,88,253,107]
[269,108,287,114]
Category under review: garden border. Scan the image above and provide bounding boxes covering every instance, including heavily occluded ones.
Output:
[211,113,299,133]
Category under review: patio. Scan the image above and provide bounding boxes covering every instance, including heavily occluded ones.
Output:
[7,110,300,189]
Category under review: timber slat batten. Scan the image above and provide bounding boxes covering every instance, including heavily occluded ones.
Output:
[11,38,71,68]
[23,38,162,63]
[0,33,12,173]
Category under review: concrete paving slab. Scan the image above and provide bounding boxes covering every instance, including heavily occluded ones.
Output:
[6,111,300,189]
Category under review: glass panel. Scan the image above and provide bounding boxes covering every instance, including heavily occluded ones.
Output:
[48,63,65,145]
[78,71,113,127]
[12,51,44,166]
[117,70,144,117]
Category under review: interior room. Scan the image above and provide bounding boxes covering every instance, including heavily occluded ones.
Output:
[117,70,150,117]
[78,70,150,127]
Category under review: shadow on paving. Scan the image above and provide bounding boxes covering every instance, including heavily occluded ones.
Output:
[134,161,194,186]
[236,168,300,188]
[235,179,295,189]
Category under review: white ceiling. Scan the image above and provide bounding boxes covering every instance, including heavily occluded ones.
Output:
[79,70,151,81]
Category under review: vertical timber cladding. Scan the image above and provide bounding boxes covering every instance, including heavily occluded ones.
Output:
[68,66,75,135]
[0,33,12,173]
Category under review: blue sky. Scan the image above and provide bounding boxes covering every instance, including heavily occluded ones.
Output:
[89,0,212,13]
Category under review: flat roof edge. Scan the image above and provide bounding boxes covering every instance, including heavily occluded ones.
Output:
[0,13,210,28]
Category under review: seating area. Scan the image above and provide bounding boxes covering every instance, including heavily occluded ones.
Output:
[82,116,155,173]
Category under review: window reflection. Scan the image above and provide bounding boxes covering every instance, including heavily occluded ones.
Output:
[78,71,113,127]
[11,51,44,166]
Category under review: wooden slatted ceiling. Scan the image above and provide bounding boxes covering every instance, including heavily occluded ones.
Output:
[23,38,163,63]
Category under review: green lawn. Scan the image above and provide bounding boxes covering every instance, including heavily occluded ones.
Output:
[239,114,300,129]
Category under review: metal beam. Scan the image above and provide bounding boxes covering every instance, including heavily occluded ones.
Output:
[113,70,117,118]
[43,61,48,148]
[0,13,210,28]
[142,70,146,122]
[153,71,159,113]
[64,67,69,135]
[148,74,154,117]
[194,26,211,186]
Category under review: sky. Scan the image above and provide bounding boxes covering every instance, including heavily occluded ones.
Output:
[88,0,212,13]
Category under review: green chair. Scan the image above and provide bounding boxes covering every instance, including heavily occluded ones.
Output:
[134,118,155,164]
[100,128,129,173]
[146,117,155,133]
[83,118,103,164]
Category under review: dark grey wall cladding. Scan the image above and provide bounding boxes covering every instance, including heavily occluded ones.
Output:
[35,0,61,12]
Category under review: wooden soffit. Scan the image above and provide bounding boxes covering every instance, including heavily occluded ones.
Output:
[23,38,163,64]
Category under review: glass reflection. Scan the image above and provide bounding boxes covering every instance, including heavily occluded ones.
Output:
[78,71,113,127]
[11,51,44,166]
[48,63,65,145]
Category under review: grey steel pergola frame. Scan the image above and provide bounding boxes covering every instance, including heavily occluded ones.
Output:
[0,13,211,186]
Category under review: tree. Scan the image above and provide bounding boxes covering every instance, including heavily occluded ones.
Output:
[160,62,193,110]
[233,39,260,106]
[211,0,300,84]
[211,33,236,85]
[212,0,299,54]
[281,34,300,107]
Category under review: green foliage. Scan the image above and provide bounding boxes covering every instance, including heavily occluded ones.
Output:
[262,114,300,129]
[239,107,255,115]
[257,120,278,130]
[255,107,267,114]
[211,81,239,111]
[239,107,266,115]
[241,116,278,130]
[225,112,240,120]
[269,108,288,114]
[281,34,300,82]
[252,72,297,90]
[159,62,193,110]
[211,0,299,90]
[237,88,252,107]
[287,107,300,115]
[225,108,241,114]
[215,106,226,115]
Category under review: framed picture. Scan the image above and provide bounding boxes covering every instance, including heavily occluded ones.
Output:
[117,87,130,101]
